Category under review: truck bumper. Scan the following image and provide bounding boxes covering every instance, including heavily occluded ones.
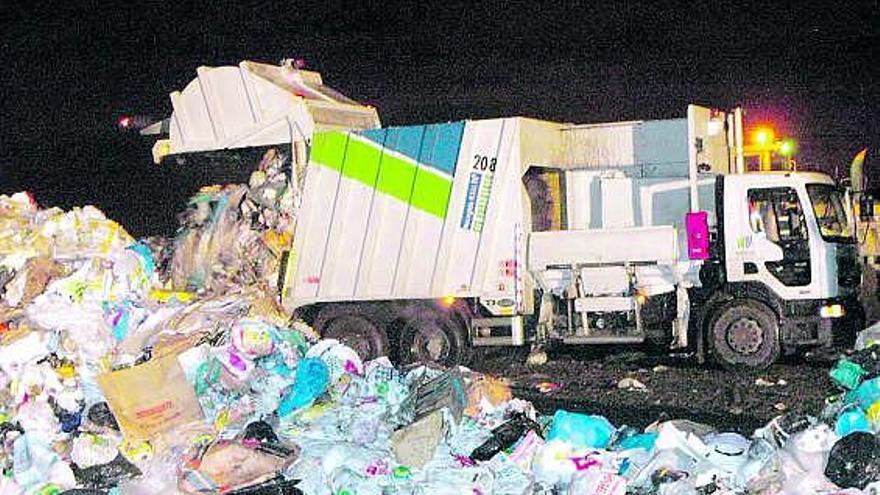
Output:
[780,299,833,353]
[780,296,863,352]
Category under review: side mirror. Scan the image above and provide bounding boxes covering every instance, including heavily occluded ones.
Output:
[861,195,875,220]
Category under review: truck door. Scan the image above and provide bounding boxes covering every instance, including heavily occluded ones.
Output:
[725,183,817,299]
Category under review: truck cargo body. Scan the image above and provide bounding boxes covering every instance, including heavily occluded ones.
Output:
[280,108,729,347]
[281,114,719,309]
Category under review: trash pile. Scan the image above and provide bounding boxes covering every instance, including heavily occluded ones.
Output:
[2,186,880,494]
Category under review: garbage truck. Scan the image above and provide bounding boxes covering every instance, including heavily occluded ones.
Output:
[148,61,863,369]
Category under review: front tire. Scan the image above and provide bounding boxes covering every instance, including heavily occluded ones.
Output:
[709,300,780,370]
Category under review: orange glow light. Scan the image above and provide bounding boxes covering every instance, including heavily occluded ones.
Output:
[753,128,775,146]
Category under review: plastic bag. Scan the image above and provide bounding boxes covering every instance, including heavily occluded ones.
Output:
[465,374,513,417]
[831,359,868,390]
[391,409,445,468]
[825,431,880,489]
[71,454,141,489]
[857,322,880,350]
[277,357,329,416]
[226,475,303,495]
[836,406,873,437]
[546,410,614,450]
[567,468,626,495]
[97,352,203,442]
[179,439,299,494]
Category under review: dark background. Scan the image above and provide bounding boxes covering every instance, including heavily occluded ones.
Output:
[1,1,877,237]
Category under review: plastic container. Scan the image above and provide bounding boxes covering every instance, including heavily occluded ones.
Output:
[830,359,867,390]
[546,410,615,449]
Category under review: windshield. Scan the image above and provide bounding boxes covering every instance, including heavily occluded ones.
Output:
[806,184,854,242]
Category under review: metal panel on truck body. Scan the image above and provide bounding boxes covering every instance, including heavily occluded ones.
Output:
[433,119,524,311]
[526,107,731,299]
[556,119,689,177]
[283,119,523,311]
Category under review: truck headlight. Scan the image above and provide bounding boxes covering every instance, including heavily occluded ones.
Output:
[820,304,845,318]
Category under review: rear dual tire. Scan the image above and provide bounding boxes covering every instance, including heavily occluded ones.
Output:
[312,303,470,367]
[398,311,470,367]
[314,308,390,362]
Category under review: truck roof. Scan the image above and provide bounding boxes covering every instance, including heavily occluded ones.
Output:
[741,171,834,183]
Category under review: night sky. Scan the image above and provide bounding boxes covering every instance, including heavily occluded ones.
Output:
[1,1,878,237]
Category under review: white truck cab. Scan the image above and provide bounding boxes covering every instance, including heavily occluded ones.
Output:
[695,172,861,366]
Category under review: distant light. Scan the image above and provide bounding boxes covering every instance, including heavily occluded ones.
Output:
[753,128,775,146]
[779,139,795,156]
[441,296,456,307]
[118,116,132,129]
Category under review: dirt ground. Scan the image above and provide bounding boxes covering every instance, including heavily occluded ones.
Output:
[471,271,880,435]
[472,346,840,435]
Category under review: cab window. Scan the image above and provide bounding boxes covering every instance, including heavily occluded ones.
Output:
[748,187,807,243]
[747,187,810,286]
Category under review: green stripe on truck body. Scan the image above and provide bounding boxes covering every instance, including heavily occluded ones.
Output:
[310,130,457,219]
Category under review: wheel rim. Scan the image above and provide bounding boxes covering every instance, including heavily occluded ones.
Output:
[409,321,452,363]
[726,317,764,355]
[326,317,381,360]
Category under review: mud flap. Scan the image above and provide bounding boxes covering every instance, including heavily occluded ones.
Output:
[526,293,554,366]
[672,285,690,349]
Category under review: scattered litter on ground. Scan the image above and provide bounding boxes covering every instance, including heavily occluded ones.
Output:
[535,382,563,394]
[616,377,648,392]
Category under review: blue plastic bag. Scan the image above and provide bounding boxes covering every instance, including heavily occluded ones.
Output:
[277,357,329,416]
[545,410,615,449]
[836,407,872,437]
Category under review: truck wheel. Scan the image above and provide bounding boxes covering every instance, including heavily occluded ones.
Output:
[398,311,469,367]
[314,307,390,362]
[709,300,780,370]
